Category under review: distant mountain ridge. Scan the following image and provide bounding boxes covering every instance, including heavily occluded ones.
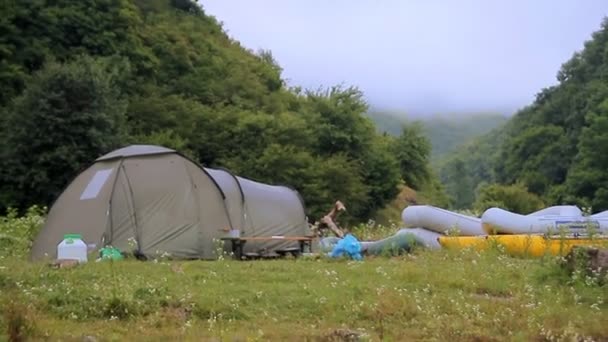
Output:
[366,111,509,162]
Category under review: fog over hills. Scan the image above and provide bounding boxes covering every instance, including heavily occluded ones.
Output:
[201,0,607,117]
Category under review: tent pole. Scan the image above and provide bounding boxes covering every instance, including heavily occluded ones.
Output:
[220,168,246,233]
[104,159,124,245]
[120,163,143,257]
[182,159,206,256]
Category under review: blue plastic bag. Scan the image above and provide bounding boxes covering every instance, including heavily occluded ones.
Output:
[329,234,363,260]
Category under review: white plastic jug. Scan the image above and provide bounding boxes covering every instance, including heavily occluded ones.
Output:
[57,234,88,263]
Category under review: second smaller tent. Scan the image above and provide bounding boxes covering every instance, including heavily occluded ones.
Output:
[205,167,310,253]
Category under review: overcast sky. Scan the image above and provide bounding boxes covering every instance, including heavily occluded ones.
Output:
[200,1,608,116]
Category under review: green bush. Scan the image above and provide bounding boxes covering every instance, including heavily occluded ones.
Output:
[473,183,544,214]
[0,206,46,259]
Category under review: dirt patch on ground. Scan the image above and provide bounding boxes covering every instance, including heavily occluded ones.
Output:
[320,328,366,341]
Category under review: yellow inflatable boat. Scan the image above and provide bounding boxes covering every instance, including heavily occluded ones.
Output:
[438,234,608,257]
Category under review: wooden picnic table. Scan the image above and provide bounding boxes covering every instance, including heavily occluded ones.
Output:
[220,235,315,260]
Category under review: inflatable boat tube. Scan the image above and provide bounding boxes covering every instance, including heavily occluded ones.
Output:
[402,205,485,236]
[591,210,608,218]
[590,210,608,231]
[527,205,582,217]
[481,207,608,235]
[395,228,442,249]
[318,237,340,253]
[360,231,415,256]
[438,234,608,257]
[319,234,413,256]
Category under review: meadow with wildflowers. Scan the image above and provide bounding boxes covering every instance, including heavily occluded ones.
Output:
[1,210,607,341]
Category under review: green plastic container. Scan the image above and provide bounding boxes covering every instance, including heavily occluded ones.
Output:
[64,234,82,243]
[99,246,124,261]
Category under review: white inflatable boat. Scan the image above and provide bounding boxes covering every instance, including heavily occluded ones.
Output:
[401,205,485,236]
[481,205,608,235]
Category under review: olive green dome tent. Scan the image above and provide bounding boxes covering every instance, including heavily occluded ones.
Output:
[31,145,310,260]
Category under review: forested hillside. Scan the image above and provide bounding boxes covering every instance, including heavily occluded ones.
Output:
[0,0,437,222]
[495,18,608,210]
[5,0,604,220]
[365,111,406,136]
[436,125,510,209]
[439,18,608,212]
[366,111,508,162]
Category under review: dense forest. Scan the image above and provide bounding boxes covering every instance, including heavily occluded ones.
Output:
[2,0,607,221]
[0,0,440,223]
[439,18,608,213]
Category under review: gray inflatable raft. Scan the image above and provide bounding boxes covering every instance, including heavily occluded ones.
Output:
[318,227,442,257]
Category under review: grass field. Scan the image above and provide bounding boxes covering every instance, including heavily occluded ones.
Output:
[1,210,607,341]
[2,246,607,341]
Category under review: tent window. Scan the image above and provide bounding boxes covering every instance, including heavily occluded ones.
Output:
[80,169,113,200]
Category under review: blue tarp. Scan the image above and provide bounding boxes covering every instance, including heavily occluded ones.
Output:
[329,234,363,260]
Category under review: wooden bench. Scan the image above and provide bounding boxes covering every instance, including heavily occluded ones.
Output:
[220,236,315,260]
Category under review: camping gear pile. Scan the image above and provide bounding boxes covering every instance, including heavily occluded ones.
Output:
[313,201,419,259]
